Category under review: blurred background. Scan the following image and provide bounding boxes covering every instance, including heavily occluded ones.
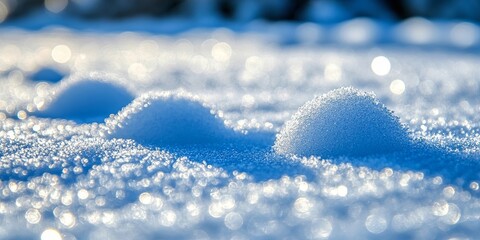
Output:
[1,0,479,25]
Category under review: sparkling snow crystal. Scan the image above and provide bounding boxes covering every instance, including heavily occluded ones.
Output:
[2,28,480,240]
[274,87,410,157]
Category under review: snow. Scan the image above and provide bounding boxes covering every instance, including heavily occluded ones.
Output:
[30,67,65,83]
[105,91,236,146]
[1,21,480,239]
[34,73,135,123]
[274,87,410,157]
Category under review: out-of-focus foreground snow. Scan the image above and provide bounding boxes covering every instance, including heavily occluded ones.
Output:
[1,21,480,239]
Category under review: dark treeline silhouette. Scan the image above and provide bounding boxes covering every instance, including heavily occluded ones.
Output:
[2,0,480,22]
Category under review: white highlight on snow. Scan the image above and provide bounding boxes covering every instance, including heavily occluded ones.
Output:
[324,63,342,82]
[41,228,62,240]
[390,79,405,95]
[77,189,89,200]
[309,218,332,238]
[190,55,208,73]
[211,42,232,62]
[441,203,461,225]
[365,214,387,234]
[59,211,76,228]
[470,182,479,191]
[2,28,480,240]
[274,87,409,157]
[128,63,148,81]
[371,56,391,76]
[224,212,243,230]
[51,45,72,63]
[139,192,153,205]
[25,208,42,224]
[241,94,256,108]
[245,56,263,75]
[17,110,27,120]
[432,200,449,216]
[337,185,348,197]
[0,45,21,71]
[160,210,177,227]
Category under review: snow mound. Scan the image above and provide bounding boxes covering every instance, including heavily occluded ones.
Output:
[35,73,134,123]
[106,91,235,146]
[274,87,410,157]
[29,67,65,83]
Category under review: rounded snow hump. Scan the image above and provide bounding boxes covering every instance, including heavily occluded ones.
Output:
[105,91,236,146]
[34,73,135,123]
[274,87,410,157]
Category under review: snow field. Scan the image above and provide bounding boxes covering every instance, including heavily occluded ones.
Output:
[0,28,480,239]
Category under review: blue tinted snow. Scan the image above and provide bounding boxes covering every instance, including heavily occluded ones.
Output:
[34,74,134,123]
[106,91,236,145]
[274,87,410,157]
[30,67,65,83]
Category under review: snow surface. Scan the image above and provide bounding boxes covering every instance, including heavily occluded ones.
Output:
[105,91,236,145]
[1,24,480,239]
[274,87,410,157]
[34,73,134,123]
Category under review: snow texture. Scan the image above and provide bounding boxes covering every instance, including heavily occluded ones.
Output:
[35,73,134,123]
[1,26,480,240]
[106,91,236,146]
[274,87,410,157]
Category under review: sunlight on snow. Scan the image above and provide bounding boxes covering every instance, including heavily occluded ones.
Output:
[389,79,405,95]
[41,228,62,240]
[0,44,21,71]
[1,27,480,239]
[211,42,232,62]
[128,62,148,81]
[51,45,72,64]
[224,212,243,230]
[471,181,480,190]
[59,211,76,228]
[371,56,391,76]
[77,189,89,200]
[25,208,42,224]
[324,63,342,82]
[365,214,387,234]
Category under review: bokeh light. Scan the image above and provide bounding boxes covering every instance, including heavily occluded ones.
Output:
[41,228,62,240]
[211,42,232,62]
[52,45,72,63]
[324,63,342,82]
[390,79,405,95]
[25,208,42,224]
[365,214,387,234]
[371,56,391,76]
